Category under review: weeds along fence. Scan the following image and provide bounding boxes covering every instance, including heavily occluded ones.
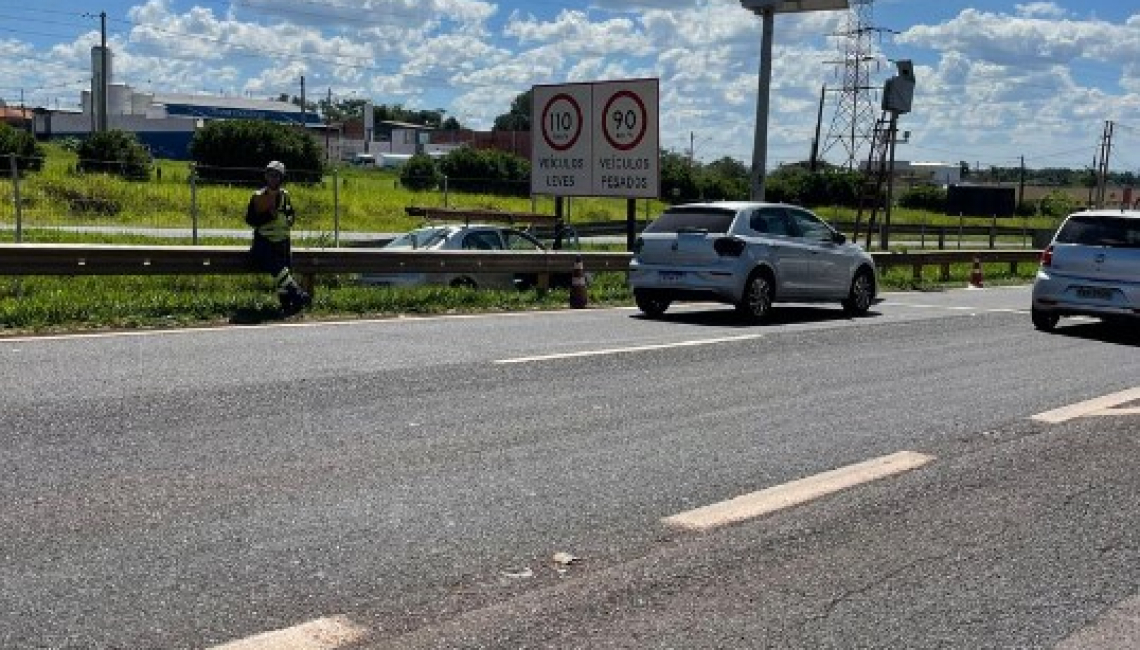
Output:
[1,152,1059,249]
[0,153,658,245]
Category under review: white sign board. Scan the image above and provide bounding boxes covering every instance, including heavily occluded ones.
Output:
[532,78,659,198]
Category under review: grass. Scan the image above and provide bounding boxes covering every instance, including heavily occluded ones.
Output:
[0,263,1036,336]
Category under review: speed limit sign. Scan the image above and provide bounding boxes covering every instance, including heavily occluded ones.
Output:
[601,89,648,151]
[592,79,658,197]
[540,93,584,152]
[531,78,659,198]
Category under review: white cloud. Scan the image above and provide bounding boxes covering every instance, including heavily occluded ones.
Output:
[3,1,1139,169]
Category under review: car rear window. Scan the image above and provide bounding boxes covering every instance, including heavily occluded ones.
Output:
[1056,216,1140,248]
[643,207,737,234]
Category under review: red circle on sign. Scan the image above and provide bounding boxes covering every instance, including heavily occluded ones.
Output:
[602,90,648,152]
[541,93,584,152]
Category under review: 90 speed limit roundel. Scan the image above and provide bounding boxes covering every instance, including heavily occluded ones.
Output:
[601,90,648,152]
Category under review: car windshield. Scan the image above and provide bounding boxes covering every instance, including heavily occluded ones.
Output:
[385,227,450,249]
[1056,216,1140,248]
[644,207,737,234]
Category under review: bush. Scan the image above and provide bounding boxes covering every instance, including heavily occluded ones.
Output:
[765,167,860,207]
[898,185,947,212]
[1038,190,1079,218]
[189,120,324,184]
[437,146,530,196]
[400,154,442,191]
[76,130,151,180]
[0,123,45,175]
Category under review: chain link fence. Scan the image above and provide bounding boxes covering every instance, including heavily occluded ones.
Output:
[0,153,648,246]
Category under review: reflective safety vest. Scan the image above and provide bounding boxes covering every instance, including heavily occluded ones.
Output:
[246,187,295,243]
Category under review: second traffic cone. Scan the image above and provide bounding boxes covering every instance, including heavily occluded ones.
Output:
[569,255,588,309]
[969,255,985,289]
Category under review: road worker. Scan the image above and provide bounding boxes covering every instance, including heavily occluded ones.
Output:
[245,160,311,316]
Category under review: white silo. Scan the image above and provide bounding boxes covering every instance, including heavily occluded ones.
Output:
[131,91,154,115]
[108,83,131,115]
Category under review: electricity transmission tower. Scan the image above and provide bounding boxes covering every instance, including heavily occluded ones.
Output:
[820,0,892,170]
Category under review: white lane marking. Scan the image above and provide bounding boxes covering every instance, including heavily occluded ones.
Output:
[206,616,368,650]
[1031,387,1140,424]
[887,301,1028,315]
[663,451,935,532]
[0,307,634,344]
[1091,407,1140,416]
[493,333,764,364]
[1054,593,1140,650]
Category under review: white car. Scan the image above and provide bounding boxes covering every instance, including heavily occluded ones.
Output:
[1031,209,1140,331]
[359,224,550,290]
[629,201,878,322]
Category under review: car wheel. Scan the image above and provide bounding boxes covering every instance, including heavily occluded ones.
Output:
[842,269,875,316]
[450,276,478,289]
[634,289,671,318]
[1031,307,1059,332]
[736,270,773,324]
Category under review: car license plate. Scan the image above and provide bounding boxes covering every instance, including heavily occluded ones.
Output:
[660,271,685,282]
[1075,286,1113,300]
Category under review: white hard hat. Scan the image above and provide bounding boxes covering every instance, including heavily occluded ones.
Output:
[266,160,286,175]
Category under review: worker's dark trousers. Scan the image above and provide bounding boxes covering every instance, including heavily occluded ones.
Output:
[250,235,304,307]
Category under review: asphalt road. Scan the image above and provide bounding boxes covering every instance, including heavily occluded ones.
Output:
[1,286,1137,649]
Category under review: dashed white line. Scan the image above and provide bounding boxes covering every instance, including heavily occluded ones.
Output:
[663,451,935,532]
[205,616,368,650]
[493,333,764,364]
[1031,387,1140,423]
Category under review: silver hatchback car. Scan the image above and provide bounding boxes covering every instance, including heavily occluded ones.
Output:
[1031,209,1140,331]
[629,202,878,322]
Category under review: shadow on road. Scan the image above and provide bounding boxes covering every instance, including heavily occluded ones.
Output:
[1046,321,1140,348]
[631,306,883,328]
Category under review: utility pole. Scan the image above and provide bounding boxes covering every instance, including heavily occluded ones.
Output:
[1095,120,1114,208]
[810,84,826,172]
[1018,155,1026,208]
[325,88,333,163]
[300,76,307,126]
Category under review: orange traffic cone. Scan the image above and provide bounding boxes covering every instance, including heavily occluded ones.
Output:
[969,256,985,289]
[569,255,588,308]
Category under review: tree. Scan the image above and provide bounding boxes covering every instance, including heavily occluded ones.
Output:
[493,90,532,131]
[660,149,699,203]
[0,122,45,175]
[189,119,324,184]
[76,130,151,180]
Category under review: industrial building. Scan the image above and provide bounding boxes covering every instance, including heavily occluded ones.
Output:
[31,45,322,160]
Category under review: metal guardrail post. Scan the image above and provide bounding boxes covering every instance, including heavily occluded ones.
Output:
[190,165,199,246]
[989,214,997,249]
[10,154,22,243]
[443,174,449,208]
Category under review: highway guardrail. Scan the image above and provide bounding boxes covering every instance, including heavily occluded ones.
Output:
[0,244,1041,285]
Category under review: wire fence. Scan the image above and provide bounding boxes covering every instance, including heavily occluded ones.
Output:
[1,152,1056,249]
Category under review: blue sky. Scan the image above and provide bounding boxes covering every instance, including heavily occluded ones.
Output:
[2,0,1138,171]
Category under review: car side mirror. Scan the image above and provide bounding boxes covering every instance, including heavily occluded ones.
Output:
[832,232,847,245]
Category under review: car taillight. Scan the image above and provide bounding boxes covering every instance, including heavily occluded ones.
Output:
[713,237,746,257]
[1040,245,1053,267]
